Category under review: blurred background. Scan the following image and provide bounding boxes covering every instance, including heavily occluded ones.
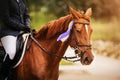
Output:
[27,0,120,80]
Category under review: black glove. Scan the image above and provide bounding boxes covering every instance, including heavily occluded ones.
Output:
[31,29,37,36]
[24,27,31,32]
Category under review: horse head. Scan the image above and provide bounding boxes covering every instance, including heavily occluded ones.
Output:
[69,7,94,65]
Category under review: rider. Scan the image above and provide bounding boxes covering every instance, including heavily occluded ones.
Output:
[0,0,31,79]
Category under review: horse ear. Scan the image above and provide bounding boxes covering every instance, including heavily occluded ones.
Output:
[79,10,84,14]
[85,8,92,17]
[69,7,79,19]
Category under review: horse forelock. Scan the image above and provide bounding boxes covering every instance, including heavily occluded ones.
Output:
[36,15,72,39]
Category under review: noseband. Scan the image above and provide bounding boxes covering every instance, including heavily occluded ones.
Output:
[68,21,92,62]
[74,38,91,61]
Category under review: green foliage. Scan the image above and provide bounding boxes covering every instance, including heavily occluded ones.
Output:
[28,0,120,19]
[89,0,120,19]
[30,11,56,30]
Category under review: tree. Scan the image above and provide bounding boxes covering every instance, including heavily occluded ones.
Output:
[28,0,120,19]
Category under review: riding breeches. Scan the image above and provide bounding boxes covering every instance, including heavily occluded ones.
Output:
[1,35,17,60]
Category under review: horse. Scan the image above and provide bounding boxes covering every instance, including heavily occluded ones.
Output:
[11,7,94,80]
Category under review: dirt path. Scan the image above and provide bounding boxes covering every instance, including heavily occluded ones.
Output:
[59,49,120,80]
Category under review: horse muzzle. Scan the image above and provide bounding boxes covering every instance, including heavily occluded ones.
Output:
[75,49,94,65]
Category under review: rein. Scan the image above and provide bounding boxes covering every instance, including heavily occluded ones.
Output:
[30,35,79,62]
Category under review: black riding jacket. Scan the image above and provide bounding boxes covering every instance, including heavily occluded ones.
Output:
[0,0,30,38]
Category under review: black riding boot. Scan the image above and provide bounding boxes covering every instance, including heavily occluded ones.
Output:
[0,55,13,80]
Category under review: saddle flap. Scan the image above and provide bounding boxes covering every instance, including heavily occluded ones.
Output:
[0,33,30,68]
[16,35,24,52]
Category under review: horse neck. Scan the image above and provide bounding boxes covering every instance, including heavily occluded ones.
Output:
[36,15,72,40]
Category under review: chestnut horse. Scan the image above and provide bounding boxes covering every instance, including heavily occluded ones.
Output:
[12,7,94,80]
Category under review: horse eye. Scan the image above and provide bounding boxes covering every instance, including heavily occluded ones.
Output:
[76,30,81,33]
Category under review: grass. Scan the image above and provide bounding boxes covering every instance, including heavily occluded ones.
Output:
[60,59,73,65]
[91,18,120,42]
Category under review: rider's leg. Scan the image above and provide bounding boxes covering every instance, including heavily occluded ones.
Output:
[1,36,17,60]
[0,55,12,80]
[0,35,17,79]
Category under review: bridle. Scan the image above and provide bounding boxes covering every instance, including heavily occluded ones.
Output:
[28,21,92,62]
[67,21,92,62]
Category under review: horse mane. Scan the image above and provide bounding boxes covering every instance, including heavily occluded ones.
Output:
[36,15,72,39]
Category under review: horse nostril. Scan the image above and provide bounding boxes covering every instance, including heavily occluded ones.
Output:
[84,57,93,65]
[85,57,89,62]
[84,57,92,64]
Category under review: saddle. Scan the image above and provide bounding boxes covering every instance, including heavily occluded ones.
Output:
[0,33,29,68]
